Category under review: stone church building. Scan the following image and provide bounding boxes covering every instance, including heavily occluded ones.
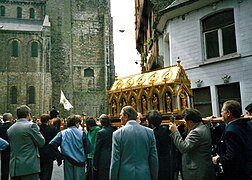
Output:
[0,0,115,118]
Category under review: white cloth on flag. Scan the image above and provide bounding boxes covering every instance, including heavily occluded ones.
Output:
[60,90,73,111]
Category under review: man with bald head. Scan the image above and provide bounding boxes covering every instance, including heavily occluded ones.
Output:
[110,106,158,180]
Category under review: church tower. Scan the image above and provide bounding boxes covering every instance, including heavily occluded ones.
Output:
[46,0,115,117]
[0,0,114,117]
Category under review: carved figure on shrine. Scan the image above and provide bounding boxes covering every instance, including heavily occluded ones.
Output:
[131,97,137,110]
[180,93,187,110]
[166,93,171,112]
[112,99,117,116]
[120,98,127,108]
[152,94,159,110]
[142,96,147,114]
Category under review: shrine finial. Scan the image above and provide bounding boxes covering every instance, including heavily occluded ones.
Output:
[177,57,181,66]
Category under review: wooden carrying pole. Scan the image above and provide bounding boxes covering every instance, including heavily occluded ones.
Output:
[161,116,252,126]
[110,116,252,128]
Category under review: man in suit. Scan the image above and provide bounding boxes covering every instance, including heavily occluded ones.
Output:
[147,110,176,180]
[0,112,13,180]
[109,106,159,180]
[39,114,60,180]
[169,108,215,180]
[93,114,117,180]
[7,105,45,180]
[212,100,252,180]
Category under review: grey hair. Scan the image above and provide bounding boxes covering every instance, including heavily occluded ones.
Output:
[121,106,137,120]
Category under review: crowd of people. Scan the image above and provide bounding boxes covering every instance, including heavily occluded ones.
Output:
[0,99,251,180]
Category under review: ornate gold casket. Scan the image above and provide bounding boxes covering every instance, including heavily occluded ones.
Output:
[108,59,193,120]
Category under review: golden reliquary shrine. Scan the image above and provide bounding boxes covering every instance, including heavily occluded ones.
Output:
[108,59,193,121]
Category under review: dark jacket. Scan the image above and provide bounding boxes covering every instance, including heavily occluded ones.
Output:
[0,122,13,180]
[93,125,116,180]
[153,125,174,180]
[39,123,58,162]
[218,119,252,180]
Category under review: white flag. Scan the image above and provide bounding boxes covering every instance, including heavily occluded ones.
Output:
[60,90,73,111]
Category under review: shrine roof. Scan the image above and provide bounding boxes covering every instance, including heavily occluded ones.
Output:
[110,60,190,92]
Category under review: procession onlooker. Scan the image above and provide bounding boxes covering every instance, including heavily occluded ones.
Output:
[169,108,216,180]
[7,105,45,180]
[110,106,159,180]
[39,114,60,180]
[86,117,101,180]
[93,114,117,180]
[0,137,9,151]
[137,112,148,126]
[49,106,61,132]
[0,112,13,180]
[50,115,91,180]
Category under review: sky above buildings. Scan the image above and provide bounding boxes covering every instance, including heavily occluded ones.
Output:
[111,0,141,78]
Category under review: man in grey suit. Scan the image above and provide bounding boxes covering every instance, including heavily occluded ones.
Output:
[169,108,216,180]
[7,105,45,180]
[109,106,159,180]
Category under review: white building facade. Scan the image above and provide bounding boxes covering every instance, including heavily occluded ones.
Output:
[156,0,252,117]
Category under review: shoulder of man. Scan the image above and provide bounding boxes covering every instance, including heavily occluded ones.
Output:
[226,119,245,132]
[112,126,125,136]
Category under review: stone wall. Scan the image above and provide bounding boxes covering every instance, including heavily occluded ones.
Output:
[46,0,114,118]
[0,0,114,118]
[0,1,50,118]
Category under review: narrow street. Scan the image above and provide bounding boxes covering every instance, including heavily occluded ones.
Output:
[0,158,64,180]
[52,161,64,180]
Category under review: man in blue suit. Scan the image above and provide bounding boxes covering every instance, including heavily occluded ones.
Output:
[110,106,158,180]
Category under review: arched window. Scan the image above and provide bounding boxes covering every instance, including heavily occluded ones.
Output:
[0,6,5,16]
[203,9,236,59]
[84,67,94,77]
[29,8,34,19]
[28,86,35,104]
[12,40,19,57]
[31,42,38,57]
[17,7,22,18]
[11,86,17,104]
